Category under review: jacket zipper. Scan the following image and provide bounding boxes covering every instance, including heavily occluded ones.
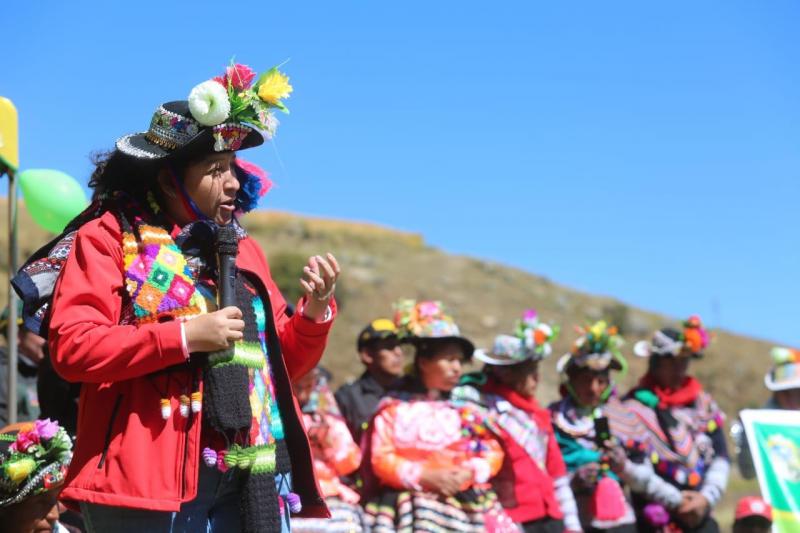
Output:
[180,369,199,498]
[97,394,123,469]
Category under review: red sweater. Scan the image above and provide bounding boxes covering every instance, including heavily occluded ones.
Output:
[49,211,335,516]
[483,379,568,524]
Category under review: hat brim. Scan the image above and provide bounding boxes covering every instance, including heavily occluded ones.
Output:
[407,336,475,360]
[634,340,702,359]
[473,349,538,366]
[0,462,66,508]
[558,352,623,373]
[764,371,800,392]
[116,125,264,162]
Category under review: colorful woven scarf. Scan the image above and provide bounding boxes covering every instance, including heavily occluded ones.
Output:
[119,202,288,533]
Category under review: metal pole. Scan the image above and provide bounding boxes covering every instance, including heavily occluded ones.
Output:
[7,167,18,424]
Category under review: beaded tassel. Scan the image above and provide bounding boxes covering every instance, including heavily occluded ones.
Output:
[286,492,302,514]
[191,391,202,413]
[202,447,218,467]
[179,395,190,418]
[160,398,171,420]
[216,450,229,473]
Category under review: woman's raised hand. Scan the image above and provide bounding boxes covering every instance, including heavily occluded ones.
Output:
[184,306,245,353]
[299,253,341,321]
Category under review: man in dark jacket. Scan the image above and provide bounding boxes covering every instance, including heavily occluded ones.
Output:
[334,318,404,443]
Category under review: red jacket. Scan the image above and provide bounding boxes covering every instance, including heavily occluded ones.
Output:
[48,211,335,516]
[482,380,568,524]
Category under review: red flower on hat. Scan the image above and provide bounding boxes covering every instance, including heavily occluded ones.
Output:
[214,63,257,91]
[683,315,710,353]
[10,429,40,453]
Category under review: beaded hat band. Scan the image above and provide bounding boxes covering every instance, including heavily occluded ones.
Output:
[116,101,264,161]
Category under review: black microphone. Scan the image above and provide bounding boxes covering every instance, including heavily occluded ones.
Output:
[216,225,238,309]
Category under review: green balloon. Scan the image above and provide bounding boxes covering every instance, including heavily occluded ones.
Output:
[18,169,88,234]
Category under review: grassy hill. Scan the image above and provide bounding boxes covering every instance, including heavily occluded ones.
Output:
[0,200,778,419]
[1,200,771,523]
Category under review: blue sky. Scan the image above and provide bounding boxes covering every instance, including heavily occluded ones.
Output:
[4,1,799,346]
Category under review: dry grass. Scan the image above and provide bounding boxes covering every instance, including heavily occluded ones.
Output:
[0,200,772,516]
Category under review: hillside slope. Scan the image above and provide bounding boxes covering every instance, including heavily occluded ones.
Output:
[0,201,775,416]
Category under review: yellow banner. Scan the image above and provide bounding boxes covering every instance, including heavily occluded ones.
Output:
[0,97,19,172]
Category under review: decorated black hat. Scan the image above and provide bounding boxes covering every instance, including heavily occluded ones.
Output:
[633,316,711,359]
[0,419,72,508]
[116,62,291,161]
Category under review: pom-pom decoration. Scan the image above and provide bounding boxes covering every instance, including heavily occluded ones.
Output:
[233,158,272,214]
[286,492,302,514]
[179,395,190,418]
[191,391,202,413]
[202,447,218,468]
[160,398,171,420]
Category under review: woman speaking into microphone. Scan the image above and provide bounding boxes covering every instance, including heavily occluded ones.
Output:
[41,61,339,532]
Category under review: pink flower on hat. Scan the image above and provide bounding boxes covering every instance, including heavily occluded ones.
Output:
[214,63,257,91]
[34,418,59,440]
[417,301,441,319]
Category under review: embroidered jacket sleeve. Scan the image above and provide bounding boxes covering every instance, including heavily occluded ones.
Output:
[49,215,188,383]
[700,423,730,507]
[623,458,683,509]
[370,401,504,491]
[241,238,336,382]
[370,401,425,490]
[324,413,363,477]
[543,417,582,530]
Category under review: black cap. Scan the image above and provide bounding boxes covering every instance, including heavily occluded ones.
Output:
[357,318,399,351]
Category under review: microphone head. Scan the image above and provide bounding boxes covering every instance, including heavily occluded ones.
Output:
[216,225,239,255]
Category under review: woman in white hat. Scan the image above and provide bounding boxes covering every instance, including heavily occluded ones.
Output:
[452,310,582,533]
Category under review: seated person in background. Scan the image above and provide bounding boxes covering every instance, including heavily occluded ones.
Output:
[625,317,729,533]
[732,497,772,533]
[335,318,404,443]
[454,309,582,533]
[0,419,74,533]
[364,300,516,533]
[290,366,368,533]
[731,346,800,479]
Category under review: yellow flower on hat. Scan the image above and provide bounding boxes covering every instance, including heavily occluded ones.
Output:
[257,70,293,105]
[5,456,36,485]
[590,321,608,339]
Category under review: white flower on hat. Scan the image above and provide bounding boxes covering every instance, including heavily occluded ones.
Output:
[188,80,231,126]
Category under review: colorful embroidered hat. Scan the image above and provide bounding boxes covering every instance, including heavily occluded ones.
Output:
[556,321,627,374]
[764,347,800,392]
[116,62,291,161]
[474,309,559,366]
[393,299,475,358]
[0,419,72,508]
[357,318,399,351]
[633,316,711,359]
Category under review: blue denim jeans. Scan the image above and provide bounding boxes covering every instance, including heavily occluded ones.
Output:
[82,466,293,532]
[81,466,241,533]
